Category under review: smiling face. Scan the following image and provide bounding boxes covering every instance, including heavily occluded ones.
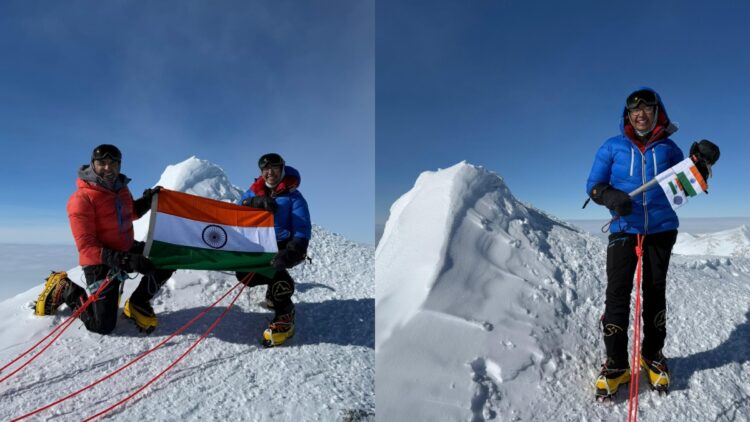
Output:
[92,158,121,183]
[262,165,283,188]
[627,104,656,133]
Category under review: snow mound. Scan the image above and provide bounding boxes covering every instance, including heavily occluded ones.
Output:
[0,158,374,421]
[133,156,245,240]
[673,225,750,257]
[155,156,244,202]
[376,161,750,421]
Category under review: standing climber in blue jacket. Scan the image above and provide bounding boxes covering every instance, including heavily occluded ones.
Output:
[238,153,312,347]
[586,88,684,398]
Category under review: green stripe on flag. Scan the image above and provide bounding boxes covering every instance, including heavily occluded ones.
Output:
[149,240,276,278]
[676,172,698,196]
[668,181,677,195]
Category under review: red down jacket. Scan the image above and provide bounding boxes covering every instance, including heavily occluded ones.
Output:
[67,167,136,266]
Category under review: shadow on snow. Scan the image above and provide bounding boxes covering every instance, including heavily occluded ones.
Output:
[670,308,750,392]
[109,297,375,349]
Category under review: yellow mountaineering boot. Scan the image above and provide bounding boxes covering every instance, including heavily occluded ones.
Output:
[34,272,72,316]
[595,359,631,401]
[123,299,158,334]
[262,309,295,347]
[640,352,670,394]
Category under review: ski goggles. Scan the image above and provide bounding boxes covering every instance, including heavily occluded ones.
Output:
[91,144,122,162]
[258,153,285,169]
[626,90,658,110]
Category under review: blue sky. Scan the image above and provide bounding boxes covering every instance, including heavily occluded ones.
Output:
[376,0,750,228]
[0,1,374,245]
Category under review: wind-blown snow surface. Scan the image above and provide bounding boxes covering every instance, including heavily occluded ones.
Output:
[0,157,374,421]
[673,225,750,257]
[376,162,750,421]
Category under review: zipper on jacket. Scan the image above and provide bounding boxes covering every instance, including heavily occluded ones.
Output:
[630,148,635,177]
[638,149,648,234]
[652,148,658,177]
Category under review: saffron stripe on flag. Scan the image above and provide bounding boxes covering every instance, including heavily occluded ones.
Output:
[688,165,708,192]
[148,240,276,277]
[157,190,274,227]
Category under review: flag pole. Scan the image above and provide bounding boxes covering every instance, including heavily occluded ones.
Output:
[628,178,659,198]
[143,189,161,258]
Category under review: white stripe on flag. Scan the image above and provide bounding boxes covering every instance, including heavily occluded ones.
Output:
[153,212,278,253]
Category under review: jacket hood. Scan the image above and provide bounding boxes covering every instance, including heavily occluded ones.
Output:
[250,165,301,197]
[619,87,678,146]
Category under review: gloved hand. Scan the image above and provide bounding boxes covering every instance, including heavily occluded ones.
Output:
[141,186,162,202]
[101,248,156,274]
[590,183,632,217]
[690,139,720,180]
[270,238,308,270]
[242,196,277,213]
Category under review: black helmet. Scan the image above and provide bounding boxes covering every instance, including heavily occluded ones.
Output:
[91,144,122,162]
[258,153,285,170]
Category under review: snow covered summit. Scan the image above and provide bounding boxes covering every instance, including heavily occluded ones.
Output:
[376,162,750,421]
[1,157,374,421]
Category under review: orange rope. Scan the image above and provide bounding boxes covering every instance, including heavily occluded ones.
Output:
[628,234,645,422]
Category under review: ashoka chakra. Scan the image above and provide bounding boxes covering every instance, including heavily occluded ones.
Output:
[202,225,228,249]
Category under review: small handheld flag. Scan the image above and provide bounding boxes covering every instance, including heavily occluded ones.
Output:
[655,157,707,209]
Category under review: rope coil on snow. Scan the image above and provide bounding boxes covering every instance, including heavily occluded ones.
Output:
[0,277,114,384]
[12,273,254,421]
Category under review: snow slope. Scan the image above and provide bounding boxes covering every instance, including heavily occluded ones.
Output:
[376,162,750,421]
[0,157,374,421]
[673,225,750,257]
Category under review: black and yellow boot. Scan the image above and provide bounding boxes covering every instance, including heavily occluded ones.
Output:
[262,309,295,347]
[640,352,670,394]
[595,359,631,401]
[34,272,73,316]
[123,299,158,334]
[261,288,275,310]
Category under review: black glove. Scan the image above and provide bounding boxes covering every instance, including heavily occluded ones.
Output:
[134,186,162,217]
[690,139,720,165]
[270,238,308,270]
[141,186,162,202]
[590,183,632,217]
[690,139,720,180]
[101,248,156,274]
[242,196,277,213]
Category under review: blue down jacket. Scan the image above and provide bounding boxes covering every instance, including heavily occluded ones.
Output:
[586,88,684,234]
[239,166,312,242]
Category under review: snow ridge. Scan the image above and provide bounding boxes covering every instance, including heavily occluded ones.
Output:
[673,224,750,256]
[376,161,750,421]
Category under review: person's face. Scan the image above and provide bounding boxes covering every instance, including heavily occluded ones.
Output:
[627,104,656,133]
[92,158,121,182]
[262,165,283,187]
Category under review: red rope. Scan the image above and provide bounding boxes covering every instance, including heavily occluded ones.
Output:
[628,234,645,422]
[83,281,249,421]
[0,277,113,384]
[12,273,254,421]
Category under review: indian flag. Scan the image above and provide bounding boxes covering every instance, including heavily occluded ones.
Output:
[144,189,277,277]
[656,157,707,210]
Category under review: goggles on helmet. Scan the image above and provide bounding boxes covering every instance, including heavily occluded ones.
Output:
[626,90,658,110]
[91,144,122,162]
[258,153,285,170]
